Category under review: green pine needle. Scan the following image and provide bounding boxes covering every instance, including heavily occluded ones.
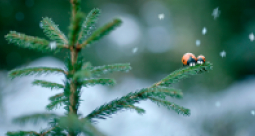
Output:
[5,31,57,52]
[78,8,101,43]
[148,97,190,115]
[91,63,132,76]
[6,131,40,136]
[69,12,85,46]
[124,105,146,114]
[79,18,122,48]
[12,113,58,125]
[151,62,213,87]
[46,98,66,110]
[8,67,66,79]
[49,93,64,101]
[32,80,64,90]
[41,17,68,45]
[73,69,91,80]
[81,78,116,87]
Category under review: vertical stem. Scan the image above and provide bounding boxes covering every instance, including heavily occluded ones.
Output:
[68,48,78,136]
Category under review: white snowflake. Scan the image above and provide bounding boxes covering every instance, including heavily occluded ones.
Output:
[132,47,138,53]
[251,110,255,115]
[196,40,201,46]
[212,7,220,19]
[39,22,43,28]
[50,41,57,50]
[215,101,221,107]
[249,33,254,41]
[202,27,207,35]
[220,50,226,58]
[158,13,165,20]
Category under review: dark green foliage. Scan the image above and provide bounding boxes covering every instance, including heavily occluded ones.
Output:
[32,80,64,90]
[151,62,213,87]
[6,131,40,136]
[85,86,188,122]
[69,12,84,46]
[41,17,68,45]
[81,78,116,87]
[49,93,64,101]
[91,63,132,76]
[79,8,101,43]
[80,18,122,48]
[46,98,66,110]
[8,67,66,79]
[13,113,58,125]
[5,31,53,52]
[73,69,91,80]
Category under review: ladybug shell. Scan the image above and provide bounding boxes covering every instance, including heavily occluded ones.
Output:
[182,53,197,66]
[197,55,206,62]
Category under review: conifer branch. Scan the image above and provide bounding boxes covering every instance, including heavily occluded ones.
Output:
[6,131,40,136]
[41,17,68,45]
[84,87,185,121]
[70,0,81,18]
[148,97,190,115]
[69,12,84,46]
[125,105,146,114]
[151,62,213,87]
[5,31,57,52]
[13,113,58,125]
[46,98,66,110]
[91,63,132,76]
[49,93,64,101]
[78,19,122,48]
[81,78,116,87]
[78,8,101,43]
[32,80,64,90]
[8,67,67,79]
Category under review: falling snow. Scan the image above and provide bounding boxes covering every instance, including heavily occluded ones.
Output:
[132,47,138,53]
[249,33,254,41]
[215,101,221,107]
[50,41,57,50]
[39,22,43,28]
[212,7,220,19]
[220,50,226,58]
[202,27,207,35]
[196,40,201,46]
[158,13,165,20]
[251,110,255,115]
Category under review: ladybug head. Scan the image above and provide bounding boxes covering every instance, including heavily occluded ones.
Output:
[197,55,206,64]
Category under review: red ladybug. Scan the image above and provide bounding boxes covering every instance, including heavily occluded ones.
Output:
[182,53,197,66]
[197,55,206,64]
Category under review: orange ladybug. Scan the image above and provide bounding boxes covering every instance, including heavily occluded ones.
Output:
[197,55,206,64]
[182,53,197,66]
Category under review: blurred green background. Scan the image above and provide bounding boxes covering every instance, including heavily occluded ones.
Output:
[0,0,255,135]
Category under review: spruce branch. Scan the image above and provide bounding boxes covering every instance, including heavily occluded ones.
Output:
[91,63,132,76]
[8,67,67,79]
[81,78,116,87]
[79,18,122,48]
[13,113,58,125]
[32,80,64,90]
[125,105,146,114]
[49,93,64,101]
[70,0,81,18]
[73,69,91,80]
[46,98,66,111]
[5,31,59,52]
[6,131,40,136]
[69,12,84,46]
[78,8,101,43]
[151,62,213,87]
[41,17,68,45]
[85,87,186,121]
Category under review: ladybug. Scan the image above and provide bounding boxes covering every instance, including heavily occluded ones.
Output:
[182,53,197,66]
[197,55,206,64]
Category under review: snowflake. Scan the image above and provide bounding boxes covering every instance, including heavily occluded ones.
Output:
[132,47,138,53]
[220,50,226,58]
[202,27,207,35]
[215,101,221,107]
[212,7,220,19]
[158,13,165,20]
[251,110,255,115]
[249,33,254,41]
[50,41,57,50]
[196,40,201,46]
